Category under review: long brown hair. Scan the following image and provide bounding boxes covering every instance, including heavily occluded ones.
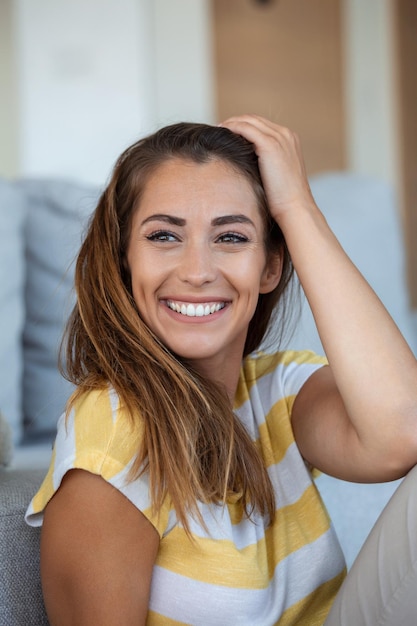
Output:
[63,123,294,531]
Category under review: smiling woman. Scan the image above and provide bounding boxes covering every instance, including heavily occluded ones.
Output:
[25,116,417,625]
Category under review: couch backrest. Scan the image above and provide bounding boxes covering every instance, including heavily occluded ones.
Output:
[286,172,416,355]
[0,177,100,446]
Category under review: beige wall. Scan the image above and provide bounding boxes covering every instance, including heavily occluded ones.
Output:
[342,0,399,187]
[0,0,18,178]
[152,0,215,127]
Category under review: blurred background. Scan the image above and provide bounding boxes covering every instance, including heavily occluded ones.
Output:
[0,0,416,303]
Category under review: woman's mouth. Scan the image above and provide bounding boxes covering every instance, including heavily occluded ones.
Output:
[166,300,226,317]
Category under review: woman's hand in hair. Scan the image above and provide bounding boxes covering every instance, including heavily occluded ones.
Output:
[219,114,316,224]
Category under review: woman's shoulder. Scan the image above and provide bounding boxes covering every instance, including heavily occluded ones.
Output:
[25,386,146,527]
[62,385,143,466]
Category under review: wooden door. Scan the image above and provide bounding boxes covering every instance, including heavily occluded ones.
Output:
[211,0,346,175]
[394,0,417,307]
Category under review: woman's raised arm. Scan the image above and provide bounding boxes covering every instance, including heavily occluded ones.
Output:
[221,114,417,482]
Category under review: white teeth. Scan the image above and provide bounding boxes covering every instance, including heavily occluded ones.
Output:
[167,300,225,317]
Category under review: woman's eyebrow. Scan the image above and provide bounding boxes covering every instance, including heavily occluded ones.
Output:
[212,214,256,227]
[140,214,186,227]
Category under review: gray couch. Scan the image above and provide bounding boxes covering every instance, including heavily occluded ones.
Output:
[0,173,414,623]
[0,178,99,626]
[0,470,48,625]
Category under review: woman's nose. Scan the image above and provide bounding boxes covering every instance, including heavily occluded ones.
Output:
[178,243,217,286]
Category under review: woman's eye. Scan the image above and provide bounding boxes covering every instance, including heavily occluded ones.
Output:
[146,230,178,242]
[217,232,249,244]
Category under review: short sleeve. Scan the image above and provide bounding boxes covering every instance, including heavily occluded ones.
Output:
[278,350,328,406]
[275,350,328,475]
[235,350,328,477]
[25,388,174,537]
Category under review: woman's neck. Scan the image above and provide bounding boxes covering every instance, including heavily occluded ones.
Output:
[186,349,244,405]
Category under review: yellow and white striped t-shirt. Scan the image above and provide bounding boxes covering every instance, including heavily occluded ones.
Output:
[26,350,346,625]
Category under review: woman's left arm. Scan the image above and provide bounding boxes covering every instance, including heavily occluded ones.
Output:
[221,114,417,482]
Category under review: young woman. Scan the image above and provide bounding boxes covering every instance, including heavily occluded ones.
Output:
[26,115,417,625]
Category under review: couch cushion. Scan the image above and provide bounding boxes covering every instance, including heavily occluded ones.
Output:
[18,179,99,442]
[0,411,13,467]
[288,173,416,354]
[0,179,26,445]
[0,469,49,625]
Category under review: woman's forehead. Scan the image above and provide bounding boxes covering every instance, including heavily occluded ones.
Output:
[138,158,258,208]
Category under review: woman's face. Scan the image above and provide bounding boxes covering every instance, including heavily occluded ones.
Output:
[126,157,281,373]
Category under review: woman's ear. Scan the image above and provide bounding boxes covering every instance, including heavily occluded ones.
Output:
[259,252,283,294]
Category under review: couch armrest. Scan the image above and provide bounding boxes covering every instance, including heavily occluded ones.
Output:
[0,469,49,625]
